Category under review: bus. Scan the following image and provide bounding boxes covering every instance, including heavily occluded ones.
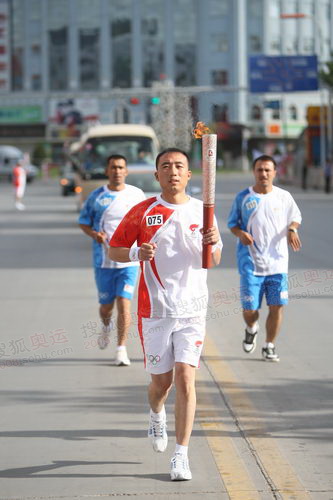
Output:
[69,124,160,207]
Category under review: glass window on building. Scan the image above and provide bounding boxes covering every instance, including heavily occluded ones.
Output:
[325,1,331,20]
[268,0,280,18]
[48,0,69,90]
[110,0,132,88]
[11,0,24,90]
[302,1,315,16]
[213,104,228,122]
[209,0,229,16]
[285,36,297,54]
[79,29,100,89]
[249,35,262,53]
[251,105,262,120]
[29,0,42,90]
[289,105,297,120]
[141,0,164,87]
[303,37,314,52]
[174,0,196,86]
[283,0,297,15]
[270,36,281,53]
[211,70,228,85]
[248,0,263,17]
[211,34,229,52]
[31,73,41,90]
[78,0,100,90]
[30,0,41,20]
[272,107,280,119]
[31,44,42,90]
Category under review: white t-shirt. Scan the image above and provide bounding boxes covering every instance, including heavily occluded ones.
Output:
[78,184,145,269]
[101,185,146,268]
[228,185,302,276]
[110,195,223,318]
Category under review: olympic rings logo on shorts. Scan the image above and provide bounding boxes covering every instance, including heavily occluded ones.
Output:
[147,354,161,365]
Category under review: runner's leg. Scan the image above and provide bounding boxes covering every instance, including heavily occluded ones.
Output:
[266,305,283,343]
[116,297,131,346]
[148,370,173,413]
[99,303,114,328]
[174,362,196,446]
[243,309,259,328]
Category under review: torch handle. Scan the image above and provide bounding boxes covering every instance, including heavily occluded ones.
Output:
[202,204,215,269]
[201,133,217,270]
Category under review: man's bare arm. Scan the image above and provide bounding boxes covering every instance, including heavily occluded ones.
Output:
[79,223,107,244]
[109,243,157,262]
[287,222,302,252]
[229,226,254,246]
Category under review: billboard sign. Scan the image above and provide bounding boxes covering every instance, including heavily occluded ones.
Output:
[0,105,43,124]
[49,97,99,125]
[48,97,99,138]
[249,55,318,93]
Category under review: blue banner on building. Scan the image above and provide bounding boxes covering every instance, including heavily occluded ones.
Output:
[249,55,318,93]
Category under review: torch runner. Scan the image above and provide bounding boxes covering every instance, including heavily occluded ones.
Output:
[193,122,217,269]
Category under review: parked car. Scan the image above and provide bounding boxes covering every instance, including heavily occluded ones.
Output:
[0,145,39,183]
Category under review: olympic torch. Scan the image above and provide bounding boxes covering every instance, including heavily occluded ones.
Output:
[193,122,217,269]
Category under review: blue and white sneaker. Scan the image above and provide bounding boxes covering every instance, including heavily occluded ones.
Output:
[242,330,257,353]
[262,346,280,362]
[170,453,192,481]
[148,417,168,453]
[97,324,111,350]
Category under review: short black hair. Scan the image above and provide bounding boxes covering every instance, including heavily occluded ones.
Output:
[106,154,127,166]
[155,148,190,169]
[252,154,277,170]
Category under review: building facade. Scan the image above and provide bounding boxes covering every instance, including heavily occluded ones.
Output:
[0,0,332,155]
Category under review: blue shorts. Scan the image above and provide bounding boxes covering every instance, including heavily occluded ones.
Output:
[240,273,288,310]
[94,267,139,305]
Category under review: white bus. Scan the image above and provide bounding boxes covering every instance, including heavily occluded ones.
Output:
[70,124,160,207]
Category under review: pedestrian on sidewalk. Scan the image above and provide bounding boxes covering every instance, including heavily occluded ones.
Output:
[227,154,302,362]
[109,148,222,481]
[12,159,26,211]
[78,154,145,366]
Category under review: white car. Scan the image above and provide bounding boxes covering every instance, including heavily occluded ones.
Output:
[0,145,38,183]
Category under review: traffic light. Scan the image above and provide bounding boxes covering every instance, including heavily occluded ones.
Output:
[150,97,160,105]
[129,97,140,105]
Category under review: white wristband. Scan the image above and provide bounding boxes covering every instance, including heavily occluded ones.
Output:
[129,246,140,262]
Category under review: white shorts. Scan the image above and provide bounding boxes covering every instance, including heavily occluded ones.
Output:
[15,182,26,198]
[139,316,206,374]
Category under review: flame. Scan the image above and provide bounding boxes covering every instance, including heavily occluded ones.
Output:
[192,121,211,139]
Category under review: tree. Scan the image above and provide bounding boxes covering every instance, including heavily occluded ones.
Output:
[319,53,333,89]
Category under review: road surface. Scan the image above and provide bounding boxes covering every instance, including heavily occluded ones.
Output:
[0,174,332,499]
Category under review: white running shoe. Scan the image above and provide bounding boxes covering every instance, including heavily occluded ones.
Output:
[15,201,26,211]
[148,417,168,452]
[97,324,111,350]
[115,348,131,366]
[170,453,192,481]
[262,346,280,362]
[97,333,110,349]
[242,329,257,353]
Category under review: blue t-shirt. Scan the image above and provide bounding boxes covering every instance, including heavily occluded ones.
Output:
[78,184,145,268]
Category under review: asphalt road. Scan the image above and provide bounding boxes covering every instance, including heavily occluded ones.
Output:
[0,174,332,500]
